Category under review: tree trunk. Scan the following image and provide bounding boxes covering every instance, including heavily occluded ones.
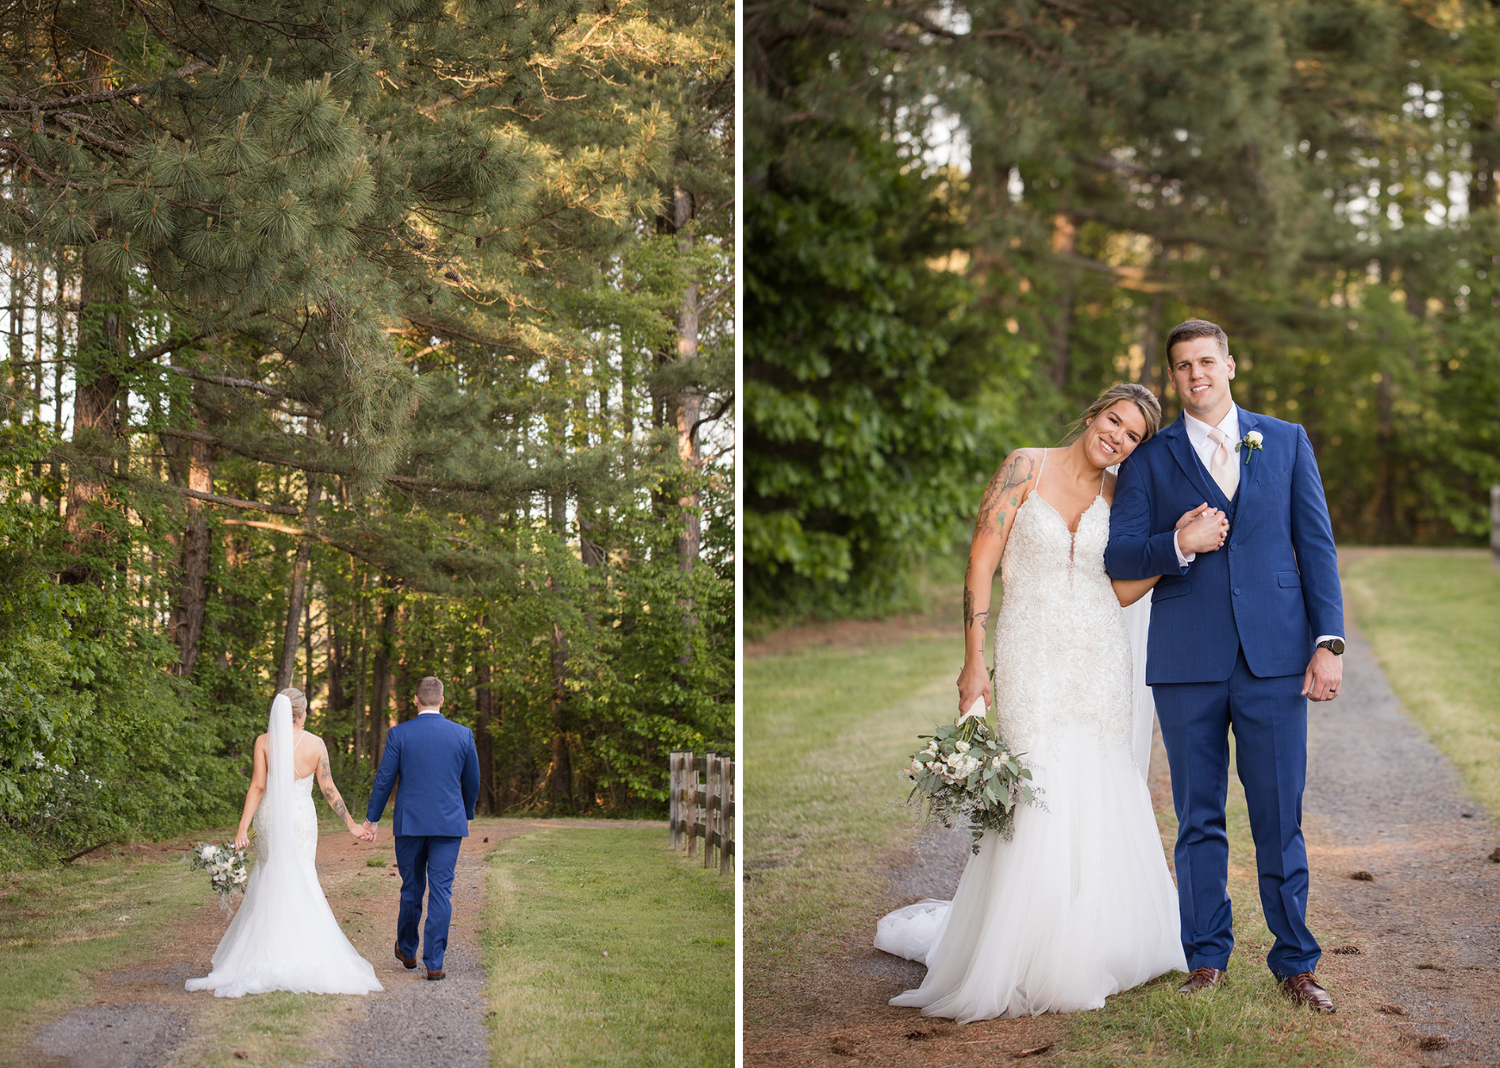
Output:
[670,184,704,576]
[1140,291,1163,396]
[474,631,495,816]
[1049,211,1078,391]
[548,617,572,809]
[369,585,398,760]
[62,267,127,586]
[63,51,127,587]
[162,418,217,675]
[276,478,324,689]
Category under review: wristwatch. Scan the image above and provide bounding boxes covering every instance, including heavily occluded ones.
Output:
[1316,638,1345,656]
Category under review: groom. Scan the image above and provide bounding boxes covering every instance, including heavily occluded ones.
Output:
[364,676,481,981]
[1106,319,1344,1013]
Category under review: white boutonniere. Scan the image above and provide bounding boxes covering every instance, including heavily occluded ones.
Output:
[1235,430,1263,466]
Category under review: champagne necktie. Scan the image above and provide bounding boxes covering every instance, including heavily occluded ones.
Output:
[1207,426,1238,500]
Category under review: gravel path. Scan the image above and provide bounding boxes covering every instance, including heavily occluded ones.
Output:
[754,605,1500,1066]
[28,817,664,1067]
[1304,624,1500,1064]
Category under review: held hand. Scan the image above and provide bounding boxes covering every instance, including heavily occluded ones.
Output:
[348,824,369,843]
[233,829,249,851]
[361,820,379,844]
[1175,502,1214,531]
[1177,507,1229,554]
[956,659,992,718]
[1302,647,1343,702]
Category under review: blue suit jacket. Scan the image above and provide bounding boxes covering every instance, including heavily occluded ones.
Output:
[365,713,480,837]
[1104,409,1343,684]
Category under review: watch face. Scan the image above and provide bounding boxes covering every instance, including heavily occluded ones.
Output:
[1322,639,1345,655]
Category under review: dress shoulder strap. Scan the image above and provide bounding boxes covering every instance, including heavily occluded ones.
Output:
[1034,448,1047,495]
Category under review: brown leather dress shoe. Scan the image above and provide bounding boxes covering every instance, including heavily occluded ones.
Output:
[426,968,445,981]
[1178,967,1224,994]
[394,941,417,970]
[1281,972,1335,1013]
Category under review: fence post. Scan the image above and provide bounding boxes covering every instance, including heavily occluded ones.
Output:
[668,751,682,849]
[687,752,701,858]
[704,755,720,870]
[1491,485,1499,570]
[720,757,735,876]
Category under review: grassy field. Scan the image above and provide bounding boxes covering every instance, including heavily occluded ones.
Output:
[0,847,206,1048]
[483,826,733,1067]
[744,613,1363,1066]
[1342,549,1500,817]
[0,831,393,1067]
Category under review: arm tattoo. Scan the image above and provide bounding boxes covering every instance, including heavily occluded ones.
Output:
[974,452,1036,538]
[316,755,350,822]
[963,564,988,633]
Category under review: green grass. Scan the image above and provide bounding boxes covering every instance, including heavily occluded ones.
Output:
[0,848,206,1053]
[482,826,733,1067]
[744,622,1363,1066]
[1343,549,1500,817]
[0,834,385,1067]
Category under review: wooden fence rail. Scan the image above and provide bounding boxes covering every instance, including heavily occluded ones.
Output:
[669,751,736,875]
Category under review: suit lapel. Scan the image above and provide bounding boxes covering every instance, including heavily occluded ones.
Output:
[1163,416,1222,507]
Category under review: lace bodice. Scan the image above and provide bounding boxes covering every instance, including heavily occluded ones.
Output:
[991,490,1133,755]
[253,771,318,867]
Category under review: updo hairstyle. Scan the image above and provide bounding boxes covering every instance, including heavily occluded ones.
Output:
[279,687,309,720]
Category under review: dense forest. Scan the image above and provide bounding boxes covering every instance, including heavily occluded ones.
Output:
[747,0,1500,620]
[0,0,734,864]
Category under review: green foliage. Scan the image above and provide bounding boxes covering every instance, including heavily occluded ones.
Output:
[748,0,1500,622]
[0,0,734,854]
[0,432,236,861]
[747,125,1045,619]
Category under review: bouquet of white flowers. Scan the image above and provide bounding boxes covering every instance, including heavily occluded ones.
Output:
[900,712,1038,854]
[186,841,249,911]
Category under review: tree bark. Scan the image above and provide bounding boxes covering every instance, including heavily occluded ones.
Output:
[275,477,323,689]
[670,184,704,576]
[474,631,495,816]
[1049,211,1078,390]
[63,51,127,587]
[548,616,572,809]
[1140,290,1163,396]
[162,416,217,675]
[368,583,398,760]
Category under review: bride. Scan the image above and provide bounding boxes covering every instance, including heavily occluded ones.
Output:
[876,383,1229,1021]
[186,688,383,997]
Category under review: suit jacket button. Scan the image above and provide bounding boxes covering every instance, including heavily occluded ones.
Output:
[1233,587,1241,596]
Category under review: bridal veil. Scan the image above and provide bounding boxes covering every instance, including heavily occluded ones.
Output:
[186,694,382,997]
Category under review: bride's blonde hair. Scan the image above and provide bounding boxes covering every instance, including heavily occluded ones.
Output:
[278,687,309,721]
[1073,383,1162,442]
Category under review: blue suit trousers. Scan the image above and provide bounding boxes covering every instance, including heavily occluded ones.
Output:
[1153,647,1320,979]
[394,834,462,971]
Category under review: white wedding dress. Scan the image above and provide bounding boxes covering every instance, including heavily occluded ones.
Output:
[876,473,1185,1021]
[186,695,382,998]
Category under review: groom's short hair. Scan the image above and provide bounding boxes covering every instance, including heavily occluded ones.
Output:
[415,676,444,708]
[1165,319,1229,360]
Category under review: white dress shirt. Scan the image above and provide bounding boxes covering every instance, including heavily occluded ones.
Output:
[1173,405,1240,568]
[1171,404,1342,650]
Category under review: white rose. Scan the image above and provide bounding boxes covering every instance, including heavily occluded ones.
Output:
[200,845,218,860]
[991,756,1003,772]
[1246,430,1264,446]
[954,741,970,754]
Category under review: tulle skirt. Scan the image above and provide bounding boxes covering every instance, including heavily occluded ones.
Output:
[877,720,1184,1021]
[186,837,382,998]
